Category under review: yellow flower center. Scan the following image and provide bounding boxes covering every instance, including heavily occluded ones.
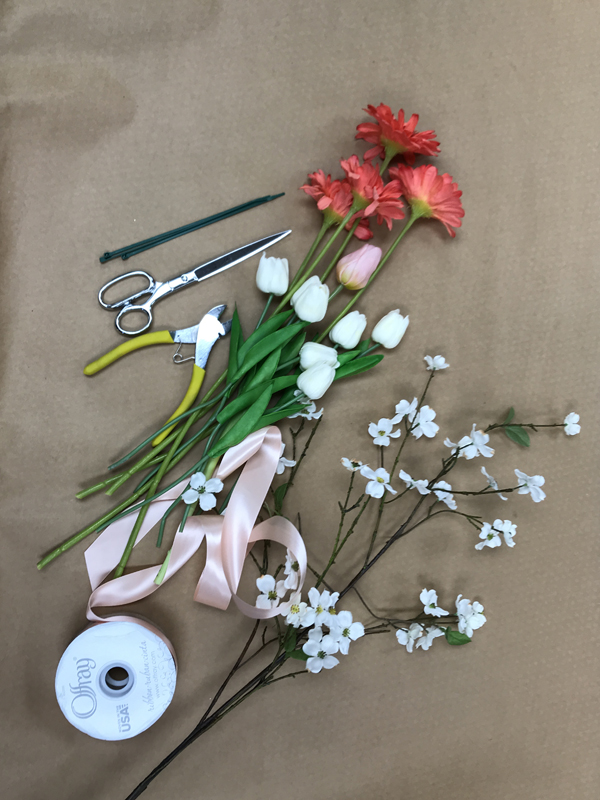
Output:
[376,476,385,483]
[290,604,300,614]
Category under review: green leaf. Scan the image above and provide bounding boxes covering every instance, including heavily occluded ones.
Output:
[237,311,294,363]
[334,354,384,380]
[274,482,289,514]
[336,349,361,366]
[279,331,306,366]
[358,338,371,353]
[504,425,531,447]
[503,406,515,424]
[444,629,471,646]
[233,323,306,381]
[217,375,298,424]
[283,628,297,653]
[288,649,309,661]
[245,348,281,390]
[226,307,244,385]
[208,386,273,457]
[256,404,306,428]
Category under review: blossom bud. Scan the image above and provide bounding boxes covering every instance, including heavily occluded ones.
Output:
[299,342,339,370]
[371,309,409,349]
[290,276,329,323]
[336,244,382,290]
[255,252,289,296]
[329,310,367,350]
[296,363,336,400]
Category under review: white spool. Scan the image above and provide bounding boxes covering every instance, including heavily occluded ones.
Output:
[55,619,177,740]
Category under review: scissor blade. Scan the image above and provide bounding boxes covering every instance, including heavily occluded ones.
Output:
[191,230,292,284]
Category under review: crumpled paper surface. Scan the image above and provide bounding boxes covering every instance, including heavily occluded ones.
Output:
[1,1,599,798]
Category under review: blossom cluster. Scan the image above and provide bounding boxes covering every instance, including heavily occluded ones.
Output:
[395,589,487,653]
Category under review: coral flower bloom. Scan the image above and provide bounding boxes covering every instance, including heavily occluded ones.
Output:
[300,169,372,239]
[356,104,440,165]
[340,155,405,230]
[390,164,464,237]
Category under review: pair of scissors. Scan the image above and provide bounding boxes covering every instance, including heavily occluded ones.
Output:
[84,305,230,445]
[98,230,292,336]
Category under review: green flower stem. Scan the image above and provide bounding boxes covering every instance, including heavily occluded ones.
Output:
[75,474,125,499]
[485,422,564,432]
[316,212,418,342]
[282,219,331,299]
[379,152,395,175]
[319,220,360,283]
[156,498,182,547]
[255,295,273,329]
[316,495,371,588]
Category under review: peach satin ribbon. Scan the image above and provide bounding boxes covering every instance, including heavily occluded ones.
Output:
[84,426,306,623]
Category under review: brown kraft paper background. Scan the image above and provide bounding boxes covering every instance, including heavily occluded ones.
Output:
[1,1,599,799]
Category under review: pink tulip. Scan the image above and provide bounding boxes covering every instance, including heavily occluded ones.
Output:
[336,244,382,290]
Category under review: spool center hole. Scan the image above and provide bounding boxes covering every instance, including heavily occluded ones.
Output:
[105,666,130,691]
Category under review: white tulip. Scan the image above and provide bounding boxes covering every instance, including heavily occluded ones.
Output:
[290,276,329,323]
[329,310,367,349]
[299,342,339,370]
[371,309,409,349]
[296,363,336,400]
[255,252,289,296]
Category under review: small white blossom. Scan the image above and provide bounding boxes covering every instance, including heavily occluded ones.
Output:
[181,472,224,510]
[411,405,439,439]
[368,418,402,447]
[288,390,324,420]
[302,628,340,673]
[424,355,449,371]
[399,470,431,495]
[481,466,507,501]
[444,425,494,459]
[395,623,424,653]
[329,610,365,654]
[420,588,450,618]
[475,523,501,550]
[455,595,486,638]
[341,457,363,472]
[416,626,445,651]
[255,574,286,609]
[283,592,316,628]
[564,412,580,436]
[277,443,296,475]
[432,480,457,510]
[392,397,418,424]
[514,469,546,503]
[283,549,300,590]
[308,588,339,626]
[360,465,397,498]
[496,519,517,547]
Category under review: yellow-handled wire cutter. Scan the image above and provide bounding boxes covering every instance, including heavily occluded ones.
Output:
[84,305,231,445]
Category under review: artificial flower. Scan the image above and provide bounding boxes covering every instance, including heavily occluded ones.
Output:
[398,470,431,495]
[336,244,382,290]
[277,443,296,475]
[329,310,368,349]
[497,519,517,547]
[340,155,405,229]
[390,163,464,237]
[411,405,439,439]
[368,418,402,447]
[296,362,336,400]
[341,457,364,472]
[564,412,581,435]
[329,610,365,654]
[395,623,424,653]
[283,550,300,591]
[432,480,457,510]
[444,424,494,459]
[456,595,486,638]
[182,471,224,509]
[356,104,440,165]
[255,574,286,609]
[302,628,340,673]
[255,252,289,296]
[481,466,507,501]
[392,397,418,423]
[291,275,329,322]
[474,523,501,550]
[299,342,339,370]
[360,465,397,498]
[308,587,340,626]
[300,169,371,238]
[424,355,448,371]
[514,469,546,503]
[288,391,324,420]
[416,626,445,651]
[371,309,409,349]
[420,588,450,618]
[283,592,316,628]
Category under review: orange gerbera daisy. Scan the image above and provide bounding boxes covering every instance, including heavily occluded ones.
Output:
[356,104,440,166]
[340,155,405,230]
[300,170,373,239]
[390,164,464,237]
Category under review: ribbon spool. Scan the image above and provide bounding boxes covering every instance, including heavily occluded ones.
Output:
[55,619,176,740]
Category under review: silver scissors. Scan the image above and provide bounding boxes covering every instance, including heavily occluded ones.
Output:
[98,230,292,336]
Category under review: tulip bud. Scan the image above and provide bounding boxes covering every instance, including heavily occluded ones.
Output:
[336,244,382,290]
[296,363,336,400]
[372,309,409,349]
[329,310,367,350]
[256,252,289,296]
[290,276,329,323]
[299,342,339,370]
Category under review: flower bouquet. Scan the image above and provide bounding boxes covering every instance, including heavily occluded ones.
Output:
[38,104,579,798]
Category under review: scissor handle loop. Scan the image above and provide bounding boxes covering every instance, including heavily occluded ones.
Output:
[115,304,153,336]
[98,271,156,310]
